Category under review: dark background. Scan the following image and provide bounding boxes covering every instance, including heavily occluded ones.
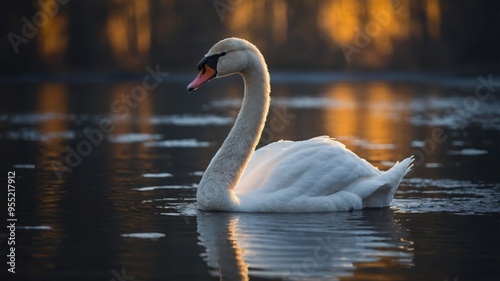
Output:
[1,0,500,75]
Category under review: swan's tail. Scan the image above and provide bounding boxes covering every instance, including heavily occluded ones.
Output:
[381,155,414,185]
[363,156,414,208]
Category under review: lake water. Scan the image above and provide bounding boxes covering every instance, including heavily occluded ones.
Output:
[1,73,499,281]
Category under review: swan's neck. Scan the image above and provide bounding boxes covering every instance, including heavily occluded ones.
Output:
[197,61,270,210]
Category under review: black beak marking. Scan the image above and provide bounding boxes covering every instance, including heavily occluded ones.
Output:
[197,52,227,73]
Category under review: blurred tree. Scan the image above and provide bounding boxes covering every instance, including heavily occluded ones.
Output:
[1,0,499,74]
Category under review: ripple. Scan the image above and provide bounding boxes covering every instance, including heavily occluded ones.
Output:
[17,225,52,230]
[2,113,67,124]
[133,185,195,191]
[211,96,356,109]
[197,210,413,280]
[409,97,500,130]
[142,173,173,178]
[1,129,75,141]
[402,178,489,189]
[159,201,198,217]
[395,178,500,214]
[13,164,36,169]
[108,133,162,143]
[411,140,426,147]
[120,232,165,239]
[424,162,442,168]
[150,114,234,126]
[144,139,212,148]
[448,148,488,155]
[337,136,396,150]
[272,96,356,109]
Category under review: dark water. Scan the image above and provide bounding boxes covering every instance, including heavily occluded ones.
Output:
[1,73,499,281]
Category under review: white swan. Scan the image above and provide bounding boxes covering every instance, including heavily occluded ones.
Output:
[187,37,413,212]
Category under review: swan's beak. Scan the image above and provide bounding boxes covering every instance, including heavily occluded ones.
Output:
[187,64,217,93]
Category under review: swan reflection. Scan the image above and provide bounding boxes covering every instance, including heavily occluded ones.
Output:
[197,209,413,280]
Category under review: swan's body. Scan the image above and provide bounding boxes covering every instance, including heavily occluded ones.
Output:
[187,37,413,212]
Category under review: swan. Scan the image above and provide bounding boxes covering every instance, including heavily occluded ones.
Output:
[187,37,413,212]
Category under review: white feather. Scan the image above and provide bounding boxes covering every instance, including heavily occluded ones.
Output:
[191,38,413,212]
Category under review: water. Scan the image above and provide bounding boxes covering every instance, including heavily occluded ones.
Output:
[1,73,499,280]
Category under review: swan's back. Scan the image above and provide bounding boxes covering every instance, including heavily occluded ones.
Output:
[234,136,413,212]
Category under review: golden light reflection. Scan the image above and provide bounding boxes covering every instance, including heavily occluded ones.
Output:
[426,0,441,40]
[362,82,398,161]
[226,217,249,281]
[37,0,69,64]
[324,83,359,137]
[341,256,410,281]
[322,82,413,164]
[34,83,69,271]
[106,0,151,68]
[37,83,69,165]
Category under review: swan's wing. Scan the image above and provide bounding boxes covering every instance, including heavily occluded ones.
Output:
[242,139,295,176]
[236,136,381,197]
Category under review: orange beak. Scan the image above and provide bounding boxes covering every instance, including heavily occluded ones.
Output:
[187,64,217,92]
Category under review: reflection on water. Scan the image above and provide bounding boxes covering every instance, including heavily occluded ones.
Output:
[1,76,499,280]
[197,209,413,281]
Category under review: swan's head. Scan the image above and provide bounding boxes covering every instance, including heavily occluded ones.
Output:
[187,37,262,92]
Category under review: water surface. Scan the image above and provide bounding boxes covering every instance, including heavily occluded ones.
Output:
[1,73,499,280]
